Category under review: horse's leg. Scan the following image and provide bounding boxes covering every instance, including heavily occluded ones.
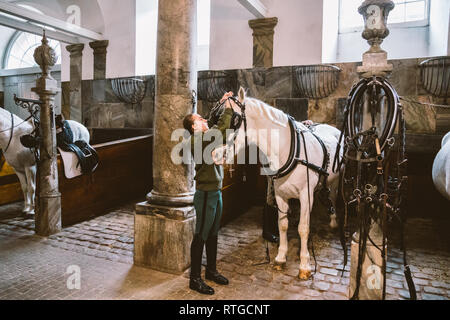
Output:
[16,171,30,213]
[25,166,36,215]
[328,177,339,229]
[273,196,289,270]
[298,190,313,280]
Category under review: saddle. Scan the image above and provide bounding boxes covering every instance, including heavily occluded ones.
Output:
[57,121,99,176]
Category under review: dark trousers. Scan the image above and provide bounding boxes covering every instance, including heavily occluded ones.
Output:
[190,190,223,278]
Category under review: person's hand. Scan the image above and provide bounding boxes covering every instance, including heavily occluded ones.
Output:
[220,92,234,109]
[302,120,314,126]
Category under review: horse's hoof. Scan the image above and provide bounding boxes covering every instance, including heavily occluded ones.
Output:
[273,261,286,271]
[298,269,312,280]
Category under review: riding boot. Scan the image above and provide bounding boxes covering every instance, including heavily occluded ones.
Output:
[190,234,214,295]
[262,204,279,243]
[205,235,229,285]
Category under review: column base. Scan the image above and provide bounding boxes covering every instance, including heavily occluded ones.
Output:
[35,195,62,236]
[349,226,386,300]
[134,201,195,274]
[357,51,393,78]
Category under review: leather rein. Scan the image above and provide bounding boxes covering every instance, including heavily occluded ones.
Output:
[0,112,33,153]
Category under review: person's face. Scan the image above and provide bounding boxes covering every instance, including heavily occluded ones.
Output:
[192,114,209,132]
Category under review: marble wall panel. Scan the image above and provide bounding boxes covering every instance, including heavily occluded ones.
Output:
[265,67,292,99]
[335,98,348,129]
[388,59,419,97]
[61,82,70,120]
[274,98,308,121]
[308,97,338,125]
[236,68,267,99]
[402,95,436,134]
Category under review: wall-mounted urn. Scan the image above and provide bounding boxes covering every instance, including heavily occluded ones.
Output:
[357,0,395,78]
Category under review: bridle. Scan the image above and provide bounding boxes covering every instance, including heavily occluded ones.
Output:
[0,110,36,153]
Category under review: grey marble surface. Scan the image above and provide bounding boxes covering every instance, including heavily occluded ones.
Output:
[56,57,448,136]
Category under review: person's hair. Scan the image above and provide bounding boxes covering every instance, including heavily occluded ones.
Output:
[183,114,196,135]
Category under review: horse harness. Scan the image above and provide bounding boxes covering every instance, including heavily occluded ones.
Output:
[210,96,331,185]
[1,112,35,153]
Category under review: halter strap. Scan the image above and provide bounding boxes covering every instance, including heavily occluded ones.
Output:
[4,113,14,153]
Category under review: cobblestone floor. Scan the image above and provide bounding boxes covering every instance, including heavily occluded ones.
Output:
[0,201,449,300]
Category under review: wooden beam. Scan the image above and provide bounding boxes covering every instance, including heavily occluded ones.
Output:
[0,2,103,41]
[237,0,268,18]
[0,15,80,44]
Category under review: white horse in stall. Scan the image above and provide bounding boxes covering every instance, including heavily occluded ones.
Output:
[0,107,89,215]
[231,87,342,280]
[432,132,450,201]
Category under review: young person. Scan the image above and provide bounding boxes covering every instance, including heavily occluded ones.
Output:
[183,91,234,295]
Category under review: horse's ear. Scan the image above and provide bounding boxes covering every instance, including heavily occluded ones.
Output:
[238,87,246,103]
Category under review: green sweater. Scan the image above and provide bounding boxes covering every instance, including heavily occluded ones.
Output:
[190,108,233,191]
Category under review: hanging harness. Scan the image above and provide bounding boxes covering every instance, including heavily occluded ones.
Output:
[333,76,416,300]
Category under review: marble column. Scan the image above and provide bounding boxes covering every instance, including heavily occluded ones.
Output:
[134,0,197,274]
[89,40,109,80]
[248,17,278,68]
[32,33,61,236]
[66,44,84,122]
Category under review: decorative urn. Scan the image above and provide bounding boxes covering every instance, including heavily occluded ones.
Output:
[357,0,395,77]
[358,0,395,53]
[33,31,58,91]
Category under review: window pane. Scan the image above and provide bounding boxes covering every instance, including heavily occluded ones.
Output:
[339,0,364,30]
[389,3,405,24]
[406,1,426,21]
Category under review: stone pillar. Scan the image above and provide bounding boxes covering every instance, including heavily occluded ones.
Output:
[349,222,386,300]
[31,33,61,236]
[134,0,197,274]
[89,40,109,80]
[248,17,278,68]
[349,0,395,300]
[66,44,84,122]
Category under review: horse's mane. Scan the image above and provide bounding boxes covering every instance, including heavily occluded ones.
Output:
[244,96,308,130]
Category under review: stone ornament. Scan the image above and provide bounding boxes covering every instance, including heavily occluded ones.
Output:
[356,0,395,78]
[359,0,395,54]
[33,31,57,81]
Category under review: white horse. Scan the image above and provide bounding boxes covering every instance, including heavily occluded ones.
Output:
[0,107,89,215]
[231,88,342,280]
[432,131,450,201]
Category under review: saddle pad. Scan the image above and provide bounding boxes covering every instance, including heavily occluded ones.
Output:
[58,147,82,179]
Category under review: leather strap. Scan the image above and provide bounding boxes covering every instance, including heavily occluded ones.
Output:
[4,113,14,153]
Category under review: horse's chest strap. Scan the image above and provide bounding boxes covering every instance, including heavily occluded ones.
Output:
[298,159,329,177]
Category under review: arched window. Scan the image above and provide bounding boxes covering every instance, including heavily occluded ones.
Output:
[1,4,61,70]
[3,31,61,69]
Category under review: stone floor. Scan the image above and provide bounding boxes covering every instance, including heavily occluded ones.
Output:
[0,200,449,300]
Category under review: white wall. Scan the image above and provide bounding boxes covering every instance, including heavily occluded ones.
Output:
[209,0,324,70]
[267,0,323,67]
[325,0,450,63]
[209,0,254,70]
[60,0,136,81]
[429,0,450,57]
[322,0,339,63]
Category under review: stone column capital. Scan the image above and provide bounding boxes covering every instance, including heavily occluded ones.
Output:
[66,43,85,57]
[249,17,278,36]
[89,40,109,54]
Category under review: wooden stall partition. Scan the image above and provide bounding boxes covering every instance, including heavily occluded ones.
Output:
[0,154,22,206]
[59,135,153,227]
